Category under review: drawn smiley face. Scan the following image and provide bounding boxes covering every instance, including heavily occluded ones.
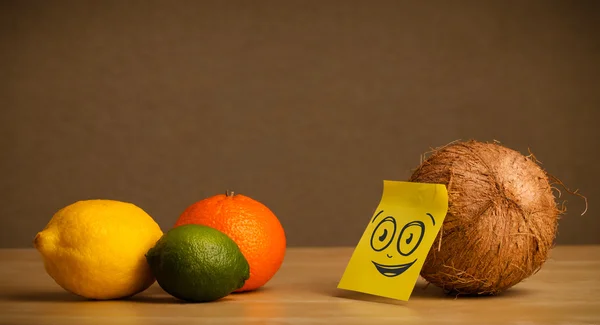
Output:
[369,210,436,277]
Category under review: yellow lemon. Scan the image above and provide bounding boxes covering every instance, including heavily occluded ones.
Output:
[33,199,163,300]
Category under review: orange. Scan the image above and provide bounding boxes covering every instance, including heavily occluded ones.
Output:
[174,191,286,292]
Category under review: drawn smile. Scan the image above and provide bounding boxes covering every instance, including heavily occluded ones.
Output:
[372,259,417,277]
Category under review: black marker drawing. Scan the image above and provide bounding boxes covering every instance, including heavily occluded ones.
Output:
[369,211,436,278]
[427,213,435,226]
[397,221,425,256]
[371,210,384,223]
[370,215,397,252]
[371,260,417,277]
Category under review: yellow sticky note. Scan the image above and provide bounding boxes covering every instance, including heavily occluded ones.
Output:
[337,180,448,301]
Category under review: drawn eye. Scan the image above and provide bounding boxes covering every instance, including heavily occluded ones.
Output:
[370,217,397,252]
[397,221,425,256]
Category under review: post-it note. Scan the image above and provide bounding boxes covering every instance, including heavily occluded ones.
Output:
[337,180,448,301]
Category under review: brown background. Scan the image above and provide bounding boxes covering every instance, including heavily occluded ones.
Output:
[1,1,598,248]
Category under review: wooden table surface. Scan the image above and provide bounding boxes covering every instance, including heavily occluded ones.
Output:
[1,247,598,325]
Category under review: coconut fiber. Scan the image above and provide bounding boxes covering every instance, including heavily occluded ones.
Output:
[410,140,560,295]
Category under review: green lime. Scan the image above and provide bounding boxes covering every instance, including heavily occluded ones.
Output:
[145,224,250,302]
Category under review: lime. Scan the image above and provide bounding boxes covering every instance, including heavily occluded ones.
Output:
[145,224,250,302]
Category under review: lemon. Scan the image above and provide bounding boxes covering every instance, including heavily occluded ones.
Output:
[33,199,163,300]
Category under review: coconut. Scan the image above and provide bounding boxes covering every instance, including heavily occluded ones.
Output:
[409,140,562,295]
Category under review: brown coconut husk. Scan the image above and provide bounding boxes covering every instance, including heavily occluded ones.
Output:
[409,140,582,296]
